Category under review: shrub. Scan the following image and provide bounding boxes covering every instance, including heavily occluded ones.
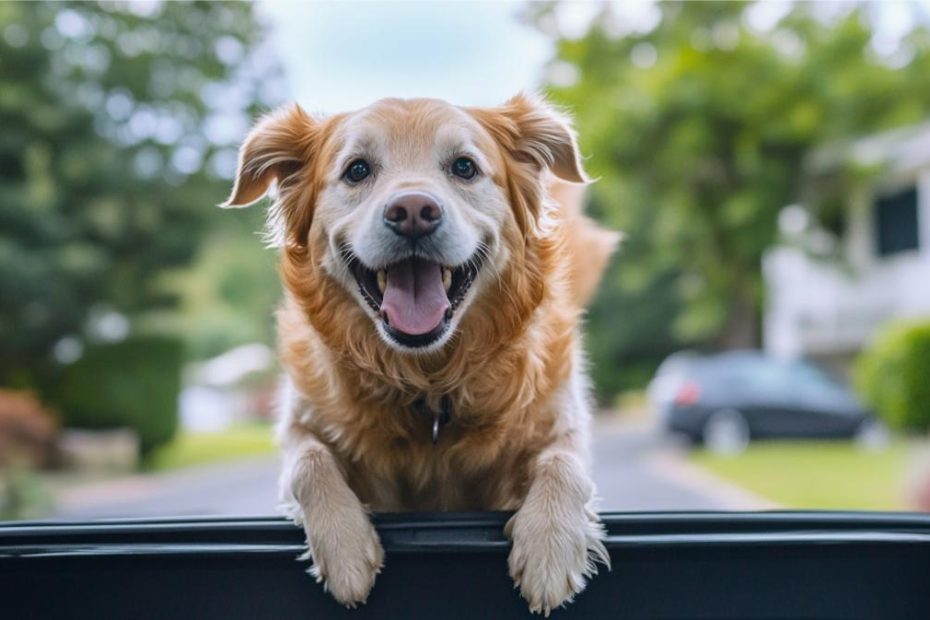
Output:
[0,390,58,467]
[49,337,184,455]
[1,462,53,520]
[854,321,930,432]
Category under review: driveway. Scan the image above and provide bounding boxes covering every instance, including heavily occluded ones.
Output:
[590,417,775,511]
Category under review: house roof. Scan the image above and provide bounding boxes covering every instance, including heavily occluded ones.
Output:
[807,119,930,176]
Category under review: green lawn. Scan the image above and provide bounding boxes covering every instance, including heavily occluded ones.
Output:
[143,424,276,472]
[691,440,916,511]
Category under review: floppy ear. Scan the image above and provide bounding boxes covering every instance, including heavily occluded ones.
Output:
[220,104,315,208]
[477,93,588,183]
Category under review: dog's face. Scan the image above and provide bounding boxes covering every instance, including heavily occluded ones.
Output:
[223,95,585,353]
[316,100,509,351]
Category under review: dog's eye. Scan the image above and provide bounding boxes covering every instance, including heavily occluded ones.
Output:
[344,159,372,184]
[451,157,478,180]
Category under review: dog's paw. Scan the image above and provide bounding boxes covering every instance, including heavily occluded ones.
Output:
[301,508,384,607]
[506,506,610,616]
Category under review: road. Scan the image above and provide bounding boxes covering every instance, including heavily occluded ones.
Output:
[52,418,772,520]
[589,419,773,511]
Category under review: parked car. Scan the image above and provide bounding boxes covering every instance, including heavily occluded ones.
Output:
[648,351,886,452]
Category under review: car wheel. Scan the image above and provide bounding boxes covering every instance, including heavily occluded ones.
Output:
[855,419,890,451]
[702,409,750,455]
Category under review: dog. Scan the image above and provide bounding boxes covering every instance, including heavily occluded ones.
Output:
[222,94,618,615]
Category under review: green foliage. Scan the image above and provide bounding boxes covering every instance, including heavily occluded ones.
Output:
[540,1,930,396]
[49,337,184,454]
[0,1,281,390]
[157,225,281,361]
[1,461,52,520]
[855,321,930,432]
[585,252,682,401]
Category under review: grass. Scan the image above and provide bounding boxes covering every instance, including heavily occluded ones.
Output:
[143,423,276,472]
[691,440,917,511]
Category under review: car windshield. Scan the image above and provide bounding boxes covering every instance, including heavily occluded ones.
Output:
[3,0,930,524]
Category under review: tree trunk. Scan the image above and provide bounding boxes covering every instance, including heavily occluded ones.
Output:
[719,287,758,349]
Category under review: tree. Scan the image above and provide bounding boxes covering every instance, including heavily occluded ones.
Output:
[0,1,282,390]
[538,1,930,397]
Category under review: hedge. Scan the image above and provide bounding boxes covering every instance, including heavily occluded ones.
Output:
[854,320,930,432]
[50,336,183,455]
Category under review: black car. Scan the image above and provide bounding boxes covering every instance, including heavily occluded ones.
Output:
[648,351,885,452]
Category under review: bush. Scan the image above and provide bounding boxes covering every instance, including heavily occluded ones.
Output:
[0,390,58,467]
[854,321,930,432]
[1,462,52,520]
[49,337,184,455]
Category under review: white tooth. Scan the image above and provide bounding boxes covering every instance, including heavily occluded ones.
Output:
[442,268,452,292]
[377,270,387,293]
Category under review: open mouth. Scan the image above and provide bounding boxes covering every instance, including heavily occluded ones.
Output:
[346,253,481,348]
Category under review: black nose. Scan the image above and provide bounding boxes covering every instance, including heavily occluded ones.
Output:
[383,192,443,239]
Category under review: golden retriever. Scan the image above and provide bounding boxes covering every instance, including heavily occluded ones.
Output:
[222,94,618,615]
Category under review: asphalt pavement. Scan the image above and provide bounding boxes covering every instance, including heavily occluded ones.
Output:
[51,417,772,520]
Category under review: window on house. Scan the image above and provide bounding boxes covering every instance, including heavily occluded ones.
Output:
[874,186,920,256]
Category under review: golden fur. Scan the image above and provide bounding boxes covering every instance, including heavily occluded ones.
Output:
[224,94,617,614]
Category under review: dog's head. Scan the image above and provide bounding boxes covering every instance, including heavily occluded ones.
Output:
[223,95,586,354]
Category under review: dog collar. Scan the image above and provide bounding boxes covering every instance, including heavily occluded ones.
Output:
[413,395,452,444]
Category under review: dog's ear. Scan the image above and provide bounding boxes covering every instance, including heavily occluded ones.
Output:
[474,93,588,184]
[220,104,314,208]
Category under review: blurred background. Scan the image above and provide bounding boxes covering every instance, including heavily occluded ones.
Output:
[3,0,930,521]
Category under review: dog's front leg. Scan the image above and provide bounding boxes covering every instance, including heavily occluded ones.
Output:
[279,426,384,607]
[506,407,610,615]
[507,446,610,615]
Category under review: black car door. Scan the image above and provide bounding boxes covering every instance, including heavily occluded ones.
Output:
[780,362,863,437]
[735,361,811,438]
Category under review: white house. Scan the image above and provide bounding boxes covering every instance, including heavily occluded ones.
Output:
[764,121,930,366]
[179,343,275,432]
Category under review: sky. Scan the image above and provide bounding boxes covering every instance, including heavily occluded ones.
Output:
[256,0,930,115]
[257,1,553,114]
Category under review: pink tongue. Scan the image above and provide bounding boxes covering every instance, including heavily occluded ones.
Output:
[381,259,450,336]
